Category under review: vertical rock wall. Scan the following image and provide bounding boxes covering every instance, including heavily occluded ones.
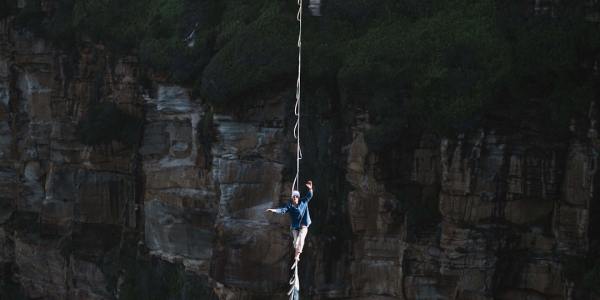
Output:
[0,14,141,299]
[1,7,600,300]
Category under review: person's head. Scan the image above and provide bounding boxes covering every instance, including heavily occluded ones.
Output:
[291,190,300,205]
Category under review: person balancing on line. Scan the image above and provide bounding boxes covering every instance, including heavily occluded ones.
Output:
[266,180,314,261]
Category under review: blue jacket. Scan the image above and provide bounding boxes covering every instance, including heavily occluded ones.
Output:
[274,190,313,229]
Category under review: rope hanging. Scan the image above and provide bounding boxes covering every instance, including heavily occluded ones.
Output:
[291,0,303,195]
[289,1,303,299]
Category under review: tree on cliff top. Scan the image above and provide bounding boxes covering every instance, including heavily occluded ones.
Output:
[8,0,600,145]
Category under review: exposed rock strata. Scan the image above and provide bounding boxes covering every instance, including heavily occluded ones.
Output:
[0,11,599,300]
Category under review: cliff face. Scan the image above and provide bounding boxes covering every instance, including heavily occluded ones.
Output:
[1,10,600,300]
[342,116,600,299]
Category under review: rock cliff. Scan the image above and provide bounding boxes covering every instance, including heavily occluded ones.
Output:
[1,5,600,300]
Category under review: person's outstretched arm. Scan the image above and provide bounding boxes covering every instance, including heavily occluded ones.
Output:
[301,180,313,203]
[266,203,289,214]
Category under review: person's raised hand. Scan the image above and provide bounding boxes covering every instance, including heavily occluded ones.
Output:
[306,180,313,190]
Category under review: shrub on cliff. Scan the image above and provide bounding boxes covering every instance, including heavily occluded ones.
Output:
[330,0,598,149]
[71,0,169,49]
[71,0,223,83]
[338,0,509,148]
[198,2,296,105]
[77,102,143,147]
[495,3,600,136]
[11,0,600,143]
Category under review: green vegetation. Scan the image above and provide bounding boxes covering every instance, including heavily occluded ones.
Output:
[339,1,509,147]
[77,102,143,146]
[332,0,597,147]
[307,0,598,148]
[7,0,600,147]
[200,2,296,103]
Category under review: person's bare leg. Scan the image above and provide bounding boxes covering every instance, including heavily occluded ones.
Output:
[292,228,301,261]
[294,235,301,261]
[295,227,308,261]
